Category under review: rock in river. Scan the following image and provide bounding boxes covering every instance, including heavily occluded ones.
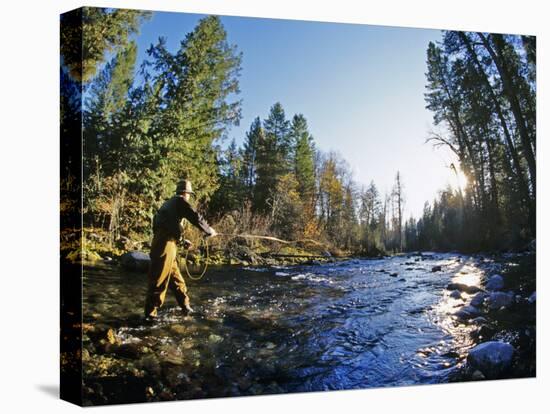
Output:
[470,292,488,307]
[454,305,482,320]
[471,370,486,381]
[487,292,514,310]
[120,251,150,272]
[467,341,515,379]
[471,316,488,325]
[486,274,504,291]
[431,265,442,272]
[449,290,462,299]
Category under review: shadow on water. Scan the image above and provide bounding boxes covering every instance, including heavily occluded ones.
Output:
[79,252,533,404]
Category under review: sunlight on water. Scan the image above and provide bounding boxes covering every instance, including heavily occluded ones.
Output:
[454,273,480,287]
[427,258,486,362]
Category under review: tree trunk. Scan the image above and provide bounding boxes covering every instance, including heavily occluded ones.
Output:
[458,32,531,205]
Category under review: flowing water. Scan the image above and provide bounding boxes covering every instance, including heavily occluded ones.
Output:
[81,253,510,403]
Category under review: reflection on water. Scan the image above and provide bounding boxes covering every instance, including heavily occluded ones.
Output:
[82,253,493,401]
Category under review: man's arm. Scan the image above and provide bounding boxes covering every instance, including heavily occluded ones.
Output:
[180,198,216,236]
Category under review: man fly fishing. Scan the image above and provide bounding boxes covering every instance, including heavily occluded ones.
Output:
[144,179,217,319]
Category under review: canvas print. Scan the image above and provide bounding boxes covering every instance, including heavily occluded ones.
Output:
[60,7,537,406]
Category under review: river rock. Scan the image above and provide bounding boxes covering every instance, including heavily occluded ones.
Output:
[471,370,486,381]
[470,292,488,307]
[488,292,514,310]
[528,291,536,304]
[446,282,481,294]
[115,343,147,359]
[66,248,102,263]
[471,316,488,325]
[88,326,121,346]
[467,341,515,378]
[120,251,150,272]
[486,274,504,291]
[450,290,463,299]
[454,305,482,320]
[431,265,442,272]
[389,272,398,277]
[208,334,224,344]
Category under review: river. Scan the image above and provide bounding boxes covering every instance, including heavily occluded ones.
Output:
[81,252,535,404]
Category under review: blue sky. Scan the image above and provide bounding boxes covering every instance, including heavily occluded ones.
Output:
[135,11,458,218]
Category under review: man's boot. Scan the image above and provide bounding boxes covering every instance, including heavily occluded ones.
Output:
[182,303,194,316]
[144,306,158,320]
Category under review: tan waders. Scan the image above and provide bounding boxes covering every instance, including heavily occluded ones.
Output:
[144,234,191,318]
[144,180,216,318]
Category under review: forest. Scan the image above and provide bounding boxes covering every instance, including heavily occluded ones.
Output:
[61,9,536,259]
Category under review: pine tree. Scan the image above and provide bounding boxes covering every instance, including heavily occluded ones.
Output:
[255,103,291,212]
[84,41,138,175]
[61,7,151,82]
[145,16,242,204]
[291,114,316,203]
[359,181,381,253]
[241,117,263,199]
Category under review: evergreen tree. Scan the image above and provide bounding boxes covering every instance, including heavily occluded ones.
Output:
[84,41,138,175]
[255,103,291,212]
[241,117,263,199]
[209,139,244,215]
[424,31,536,249]
[291,114,316,202]
[145,15,242,204]
[359,181,382,253]
[61,7,151,82]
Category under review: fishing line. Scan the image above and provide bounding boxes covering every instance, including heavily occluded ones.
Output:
[182,237,210,281]
[181,233,329,281]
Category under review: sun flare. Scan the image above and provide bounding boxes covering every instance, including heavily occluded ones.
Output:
[455,169,469,192]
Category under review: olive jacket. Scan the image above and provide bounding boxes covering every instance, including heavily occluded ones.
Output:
[153,196,213,240]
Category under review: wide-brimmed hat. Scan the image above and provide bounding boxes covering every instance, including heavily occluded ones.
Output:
[176,179,195,195]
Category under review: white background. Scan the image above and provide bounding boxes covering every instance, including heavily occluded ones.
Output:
[0,0,547,412]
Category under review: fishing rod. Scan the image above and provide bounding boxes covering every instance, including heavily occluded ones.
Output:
[181,232,329,280]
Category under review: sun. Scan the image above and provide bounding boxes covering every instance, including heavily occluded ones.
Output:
[455,169,469,192]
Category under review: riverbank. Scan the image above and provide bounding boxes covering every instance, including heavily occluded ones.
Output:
[448,250,536,381]
[61,227,352,269]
